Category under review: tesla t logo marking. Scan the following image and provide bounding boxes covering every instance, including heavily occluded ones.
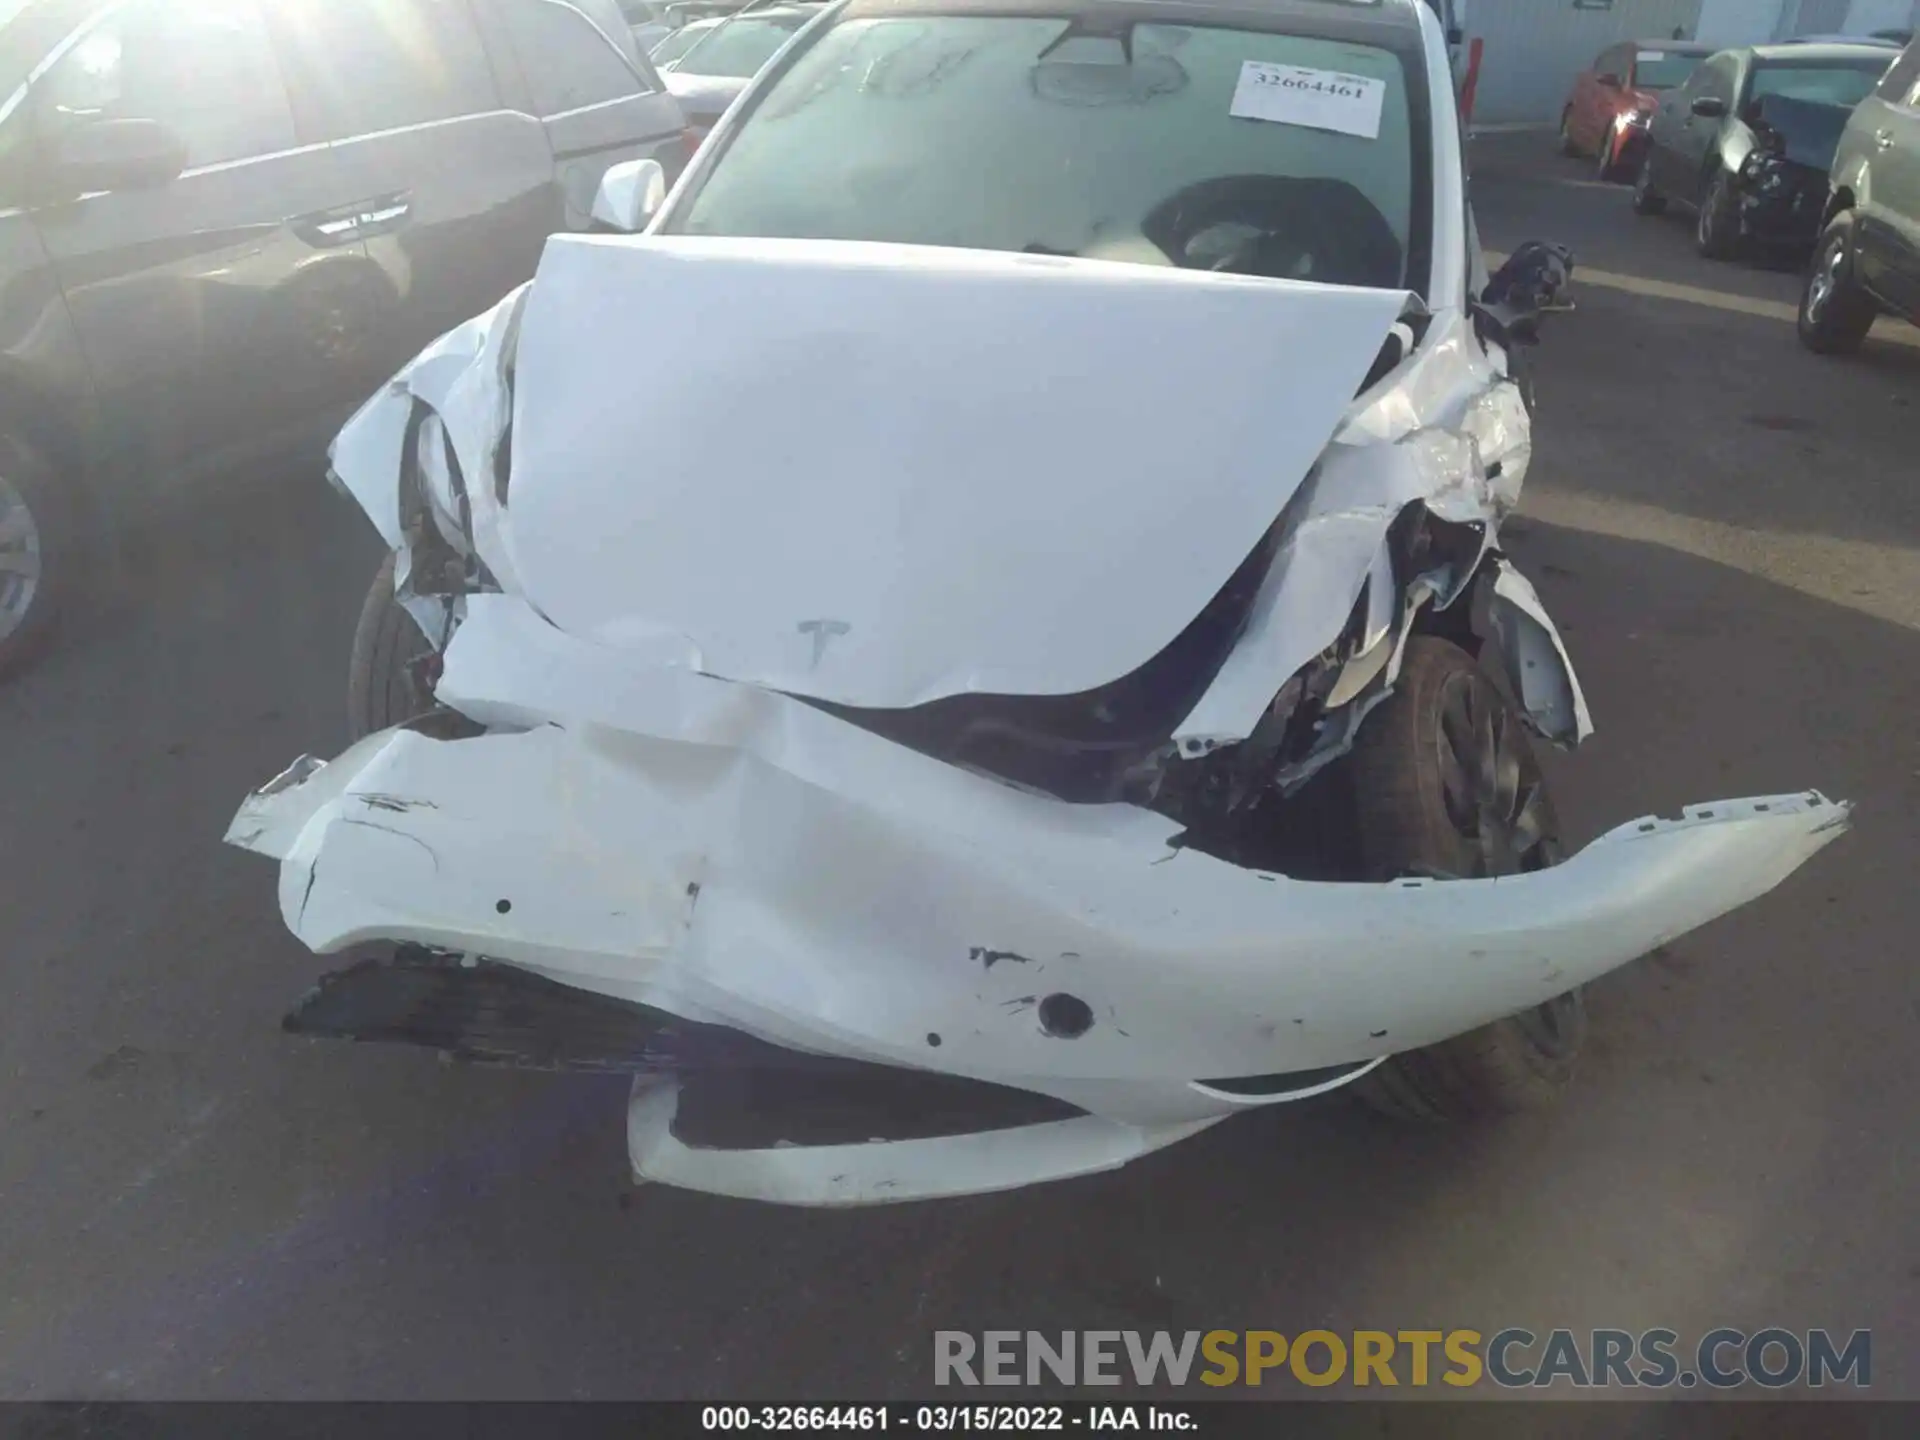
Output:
[797,619,851,669]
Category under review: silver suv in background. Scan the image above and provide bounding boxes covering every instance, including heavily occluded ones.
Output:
[0,0,692,678]
[1799,37,1920,352]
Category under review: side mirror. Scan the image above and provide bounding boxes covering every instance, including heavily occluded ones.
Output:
[1478,240,1576,348]
[1597,73,1623,90]
[46,118,186,195]
[590,158,666,234]
[1690,95,1728,119]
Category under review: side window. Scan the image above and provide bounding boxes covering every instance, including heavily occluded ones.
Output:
[1596,46,1625,82]
[1697,54,1743,104]
[273,0,499,140]
[33,0,297,171]
[497,0,650,115]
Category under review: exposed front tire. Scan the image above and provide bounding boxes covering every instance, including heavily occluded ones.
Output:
[347,553,443,741]
[1798,214,1876,355]
[1630,150,1666,215]
[1345,637,1586,1120]
[0,433,71,681]
[1695,166,1742,260]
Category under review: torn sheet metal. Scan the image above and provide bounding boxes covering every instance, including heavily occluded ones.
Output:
[1171,308,1537,754]
[1174,439,1496,749]
[501,235,1412,708]
[1487,561,1594,744]
[330,281,529,623]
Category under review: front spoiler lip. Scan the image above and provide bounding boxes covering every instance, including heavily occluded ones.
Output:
[626,1078,1225,1207]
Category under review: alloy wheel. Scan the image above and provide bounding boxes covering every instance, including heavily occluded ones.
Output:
[0,469,42,645]
[1433,669,1558,879]
[1432,668,1577,1053]
[1805,236,1845,323]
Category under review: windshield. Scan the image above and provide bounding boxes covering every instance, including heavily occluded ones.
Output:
[1631,50,1700,90]
[1747,61,1887,107]
[675,10,817,77]
[671,15,1425,293]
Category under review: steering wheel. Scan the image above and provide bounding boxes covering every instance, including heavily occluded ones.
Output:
[1139,175,1404,288]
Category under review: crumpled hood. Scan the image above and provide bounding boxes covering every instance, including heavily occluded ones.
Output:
[501,235,1411,709]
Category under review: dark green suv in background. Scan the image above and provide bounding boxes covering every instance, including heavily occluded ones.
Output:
[1800,37,1920,352]
[0,0,692,676]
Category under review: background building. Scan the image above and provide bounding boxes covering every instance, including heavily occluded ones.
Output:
[1463,0,1919,124]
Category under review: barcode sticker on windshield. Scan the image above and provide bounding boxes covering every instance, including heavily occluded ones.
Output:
[1229,62,1386,139]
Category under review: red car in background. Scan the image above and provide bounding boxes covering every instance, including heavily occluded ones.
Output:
[1560,40,1713,180]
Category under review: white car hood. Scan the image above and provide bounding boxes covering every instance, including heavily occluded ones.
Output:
[502,235,1411,709]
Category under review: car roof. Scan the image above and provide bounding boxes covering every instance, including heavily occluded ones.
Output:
[1747,41,1899,62]
[840,0,1432,44]
[1627,39,1714,54]
[721,1,825,14]
[1787,32,1901,46]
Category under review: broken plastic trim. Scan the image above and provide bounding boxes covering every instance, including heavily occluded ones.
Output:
[669,1068,1082,1150]
[1192,1059,1375,1098]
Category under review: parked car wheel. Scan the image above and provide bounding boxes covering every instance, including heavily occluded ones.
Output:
[1630,150,1666,215]
[1694,166,1741,259]
[1798,214,1877,355]
[347,553,444,740]
[0,433,69,681]
[1557,109,1579,157]
[1346,637,1586,1120]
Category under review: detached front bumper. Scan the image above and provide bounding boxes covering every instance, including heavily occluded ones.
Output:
[229,628,1849,1202]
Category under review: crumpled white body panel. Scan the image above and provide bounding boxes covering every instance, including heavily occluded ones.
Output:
[503,235,1412,707]
[228,596,1848,1201]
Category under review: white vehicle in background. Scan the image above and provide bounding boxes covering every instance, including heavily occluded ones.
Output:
[229,0,1847,1207]
[652,0,829,140]
[617,0,675,52]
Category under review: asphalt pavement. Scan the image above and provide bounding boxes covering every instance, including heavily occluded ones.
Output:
[2,132,1915,1402]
